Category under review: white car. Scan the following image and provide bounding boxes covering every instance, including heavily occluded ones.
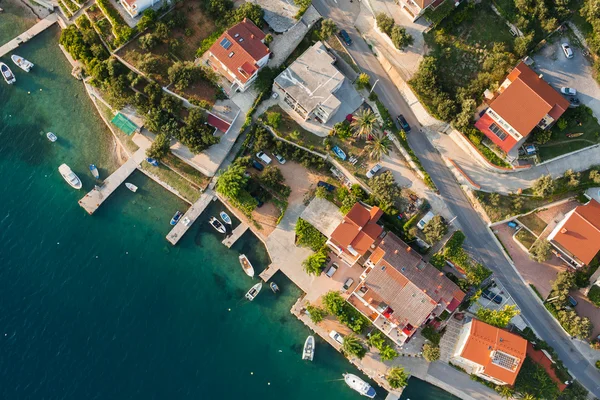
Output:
[561,43,573,59]
[561,87,577,96]
[366,163,382,179]
[274,153,286,164]
[256,151,272,164]
[329,330,344,345]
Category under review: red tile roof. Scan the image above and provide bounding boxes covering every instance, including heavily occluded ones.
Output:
[526,343,567,391]
[474,113,518,153]
[207,114,231,133]
[329,203,383,257]
[208,19,270,84]
[552,199,600,265]
[460,319,527,386]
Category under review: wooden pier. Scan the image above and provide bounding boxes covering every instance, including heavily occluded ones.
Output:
[222,223,248,248]
[166,190,215,245]
[0,13,58,58]
[78,145,148,214]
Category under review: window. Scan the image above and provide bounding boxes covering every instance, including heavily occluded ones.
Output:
[238,38,244,42]
[220,38,232,49]
[489,123,508,140]
[228,52,235,58]
[234,33,240,38]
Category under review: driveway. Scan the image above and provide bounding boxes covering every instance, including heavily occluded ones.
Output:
[571,289,600,338]
[532,36,600,120]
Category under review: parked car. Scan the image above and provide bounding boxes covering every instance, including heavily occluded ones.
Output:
[274,153,286,164]
[317,181,336,192]
[568,295,578,307]
[256,151,272,164]
[568,96,580,108]
[325,263,339,278]
[561,43,574,59]
[561,87,577,96]
[366,163,382,179]
[251,160,265,171]
[396,114,411,132]
[417,211,435,230]
[343,278,354,291]
[339,29,352,46]
[482,289,503,304]
[329,330,344,344]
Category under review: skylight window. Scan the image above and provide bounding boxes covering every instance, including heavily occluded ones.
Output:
[239,38,244,42]
[228,52,235,58]
[220,38,232,50]
[234,33,240,38]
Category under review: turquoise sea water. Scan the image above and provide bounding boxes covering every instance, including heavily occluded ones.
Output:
[0,11,459,400]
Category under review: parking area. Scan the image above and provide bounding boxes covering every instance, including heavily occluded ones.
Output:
[532,35,600,120]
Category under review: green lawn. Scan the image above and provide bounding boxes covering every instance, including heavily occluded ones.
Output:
[476,191,558,222]
[263,105,327,152]
[518,213,548,236]
[516,228,536,250]
[140,162,201,203]
[537,107,600,162]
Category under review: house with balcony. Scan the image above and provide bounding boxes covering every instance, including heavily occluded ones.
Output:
[206,19,270,93]
[399,0,448,21]
[347,232,465,346]
[120,0,159,18]
[547,199,600,267]
[474,62,569,159]
[450,319,527,386]
[273,41,363,125]
[325,202,384,267]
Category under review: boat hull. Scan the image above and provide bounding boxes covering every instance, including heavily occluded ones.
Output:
[11,55,33,72]
[209,217,227,234]
[89,164,100,179]
[238,254,255,277]
[1,62,16,84]
[58,164,82,190]
[245,283,262,301]
[302,335,315,361]
[125,183,138,192]
[343,374,376,398]
[220,211,232,224]
[170,211,183,226]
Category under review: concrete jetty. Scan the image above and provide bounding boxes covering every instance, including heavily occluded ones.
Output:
[258,264,279,282]
[222,223,248,248]
[166,190,215,245]
[78,145,148,214]
[0,13,58,58]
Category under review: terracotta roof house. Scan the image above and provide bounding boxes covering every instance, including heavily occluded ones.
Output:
[474,62,569,157]
[396,0,448,21]
[121,0,158,18]
[347,232,465,345]
[326,202,384,266]
[206,19,270,93]
[450,319,527,386]
[547,199,600,267]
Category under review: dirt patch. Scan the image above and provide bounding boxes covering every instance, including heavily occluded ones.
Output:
[278,160,329,205]
[252,202,280,237]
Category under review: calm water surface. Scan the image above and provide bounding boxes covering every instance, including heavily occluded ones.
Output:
[0,11,458,400]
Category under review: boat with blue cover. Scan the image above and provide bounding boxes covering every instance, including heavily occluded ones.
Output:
[332,146,346,160]
[170,211,183,225]
[146,157,159,167]
[220,211,232,225]
[89,164,100,179]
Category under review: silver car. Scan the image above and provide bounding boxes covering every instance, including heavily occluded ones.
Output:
[561,43,573,59]
[366,163,382,179]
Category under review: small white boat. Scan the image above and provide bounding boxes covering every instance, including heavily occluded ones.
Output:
[245,282,262,301]
[89,164,100,179]
[11,54,33,72]
[302,335,315,361]
[46,132,57,142]
[220,211,232,225]
[209,217,227,234]
[270,282,279,293]
[1,62,16,84]
[238,254,255,277]
[125,182,138,192]
[343,373,376,398]
[58,164,82,189]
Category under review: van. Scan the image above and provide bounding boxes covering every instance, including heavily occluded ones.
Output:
[256,151,272,164]
[343,278,354,291]
[417,211,435,230]
[325,263,338,278]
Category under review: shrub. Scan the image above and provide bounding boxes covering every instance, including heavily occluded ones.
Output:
[375,13,394,35]
[476,305,520,328]
[532,174,554,197]
[421,325,441,345]
[295,219,326,251]
[529,239,551,263]
[423,343,440,362]
[266,112,282,129]
[588,285,600,307]
[146,134,171,160]
[386,367,409,389]
[306,304,327,324]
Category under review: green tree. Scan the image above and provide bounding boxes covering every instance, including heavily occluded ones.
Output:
[332,121,352,140]
[375,13,394,35]
[423,343,440,362]
[465,263,492,286]
[515,357,559,399]
[356,73,370,90]
[160,94,182,115]
[514,33,533,57]
[564,169,581,187]
[529,239,551,263]
[369,170,400,206]
[266,112,282,129]
[295,219,327,251]
[254,67,280,93]
[137,8,157,31]
[367,331,386,349]
[146,134,171,160]
[512,195,523,212]
[139,33,159,50]
[306,304,327,324]
[320,18,337,40]
[315,186,329,199]
[365,131,392,161]
[351,108,378,140]
[168,61,200,91]
[341,334,367,359]
[261,165,284,186]
[154,22,170,41]
[489,192,500,207]
[496,385,515,399]
[390,25,413,50]
[379,345,398,361]
[534,128,552,144]
[476,305,520,328]
[590,169,600,184]
[302,250,327,275]
[386,367,409,389]
[228,2,264,26]
[322,290,346,315]
[423,215,447,244]
[532,174,554,197]
[216,157,250,199]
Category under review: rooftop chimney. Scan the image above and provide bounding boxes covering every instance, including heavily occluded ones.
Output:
[538,73,543,79]
[561,228,568,234]
[394,249,399,254]
[406,246,411,253]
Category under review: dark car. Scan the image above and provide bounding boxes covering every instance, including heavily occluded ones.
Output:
[251,160,264,171]
[397,115,411,132]
[317,181,336,192]
[568,295,578,307]
[482,289,502,304]
[339,29,352,46]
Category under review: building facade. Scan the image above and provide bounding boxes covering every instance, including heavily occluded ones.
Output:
[121,0,158,18]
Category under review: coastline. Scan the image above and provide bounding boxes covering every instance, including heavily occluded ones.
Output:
[2,0,51,20]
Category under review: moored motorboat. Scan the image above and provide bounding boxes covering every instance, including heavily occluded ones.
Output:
[343,373,376,398]
[89,164,100,179]
[220,211,232,225]
[302,335,315,361]
[11,54,34,72]
[209,217,226,234]
[270,282,279,293]
[245,282,262,301]
[58,164,82,189]
[146,157,159,167]
[332,145,347,161]
[46,132,57,142]
[1,62,16,84]
[125,182,138,192]
[170,211,183,225]
[238,254,255,277]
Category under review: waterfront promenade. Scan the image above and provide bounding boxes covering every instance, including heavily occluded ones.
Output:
[166,190,215,245]
[0,13,58,58]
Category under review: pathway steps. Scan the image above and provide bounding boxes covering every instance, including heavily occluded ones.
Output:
[0,14,58,58]
[166,190,215,245]
[222,223,248,248]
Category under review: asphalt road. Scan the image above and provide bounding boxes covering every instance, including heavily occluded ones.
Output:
[312,0,600,395]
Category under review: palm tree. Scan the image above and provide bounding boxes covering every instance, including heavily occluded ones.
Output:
[386,367,409,389]
[302,251,326,276]
[341,334,367,359]
[351,109,378,140]
[365,131,392,161]
[496,384,514,399]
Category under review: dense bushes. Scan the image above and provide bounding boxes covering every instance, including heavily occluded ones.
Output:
[375,12,413,50]
[588,285,600,307]
[96,0,135,45]
[435,231,492,286]
[295,219,326,251]
[546,271,593,338]
[322,291,371,333]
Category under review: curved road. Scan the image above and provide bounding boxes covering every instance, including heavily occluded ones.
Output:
[312,0,600,395]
